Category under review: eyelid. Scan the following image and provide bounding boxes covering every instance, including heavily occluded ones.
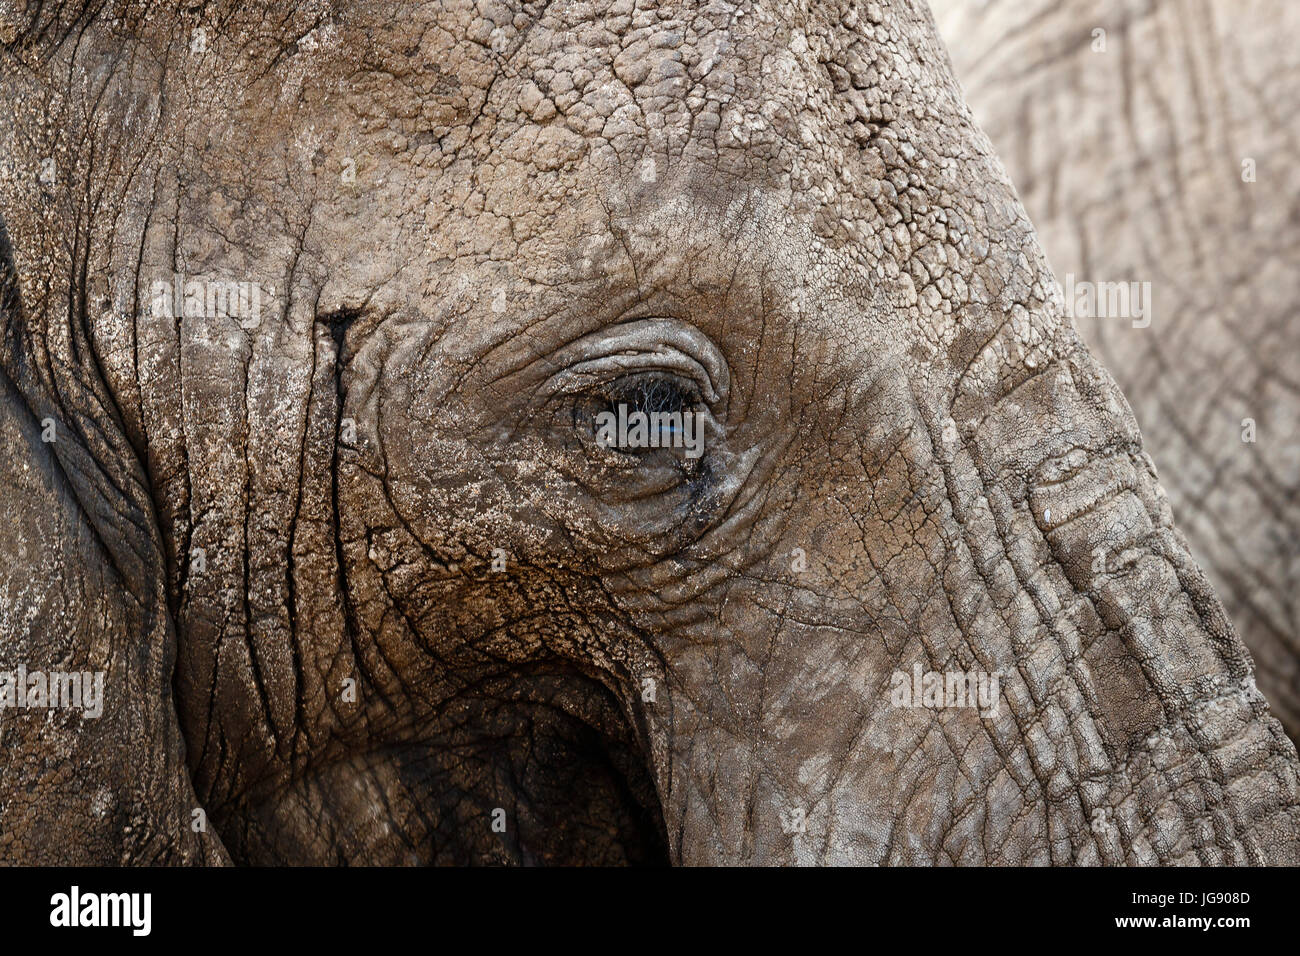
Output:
[551,353,713,405]
[538,319,729,410]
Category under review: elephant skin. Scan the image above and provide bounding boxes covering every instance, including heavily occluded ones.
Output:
[0,0,1297,865]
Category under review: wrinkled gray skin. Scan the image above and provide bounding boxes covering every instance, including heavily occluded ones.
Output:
[0,0,1297,865]
[930,0,1300,745]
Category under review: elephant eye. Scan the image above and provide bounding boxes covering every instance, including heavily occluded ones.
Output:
[611,375,692,416]
[574,373,706,461]
[606,374,696,430]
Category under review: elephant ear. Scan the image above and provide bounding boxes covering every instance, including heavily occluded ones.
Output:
[0,216,227,863]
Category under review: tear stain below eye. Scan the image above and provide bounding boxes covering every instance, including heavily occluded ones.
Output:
[684,454,715,517]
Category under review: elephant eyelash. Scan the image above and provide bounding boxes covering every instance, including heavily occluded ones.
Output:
[599,373,700,417]
[568,373,702,438]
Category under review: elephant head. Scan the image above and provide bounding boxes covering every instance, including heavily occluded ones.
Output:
[0,0,1296,864]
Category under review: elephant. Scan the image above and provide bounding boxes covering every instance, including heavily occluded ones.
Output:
[930,0,1300,744]
[0,0,1297,865]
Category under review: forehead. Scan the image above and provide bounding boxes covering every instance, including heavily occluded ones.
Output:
[312,0,947,184]
[281,1,959,274]
[94,0,1003,381]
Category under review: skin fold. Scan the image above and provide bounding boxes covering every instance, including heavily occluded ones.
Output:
[0,0,1297,864]
[930,0,1300,746]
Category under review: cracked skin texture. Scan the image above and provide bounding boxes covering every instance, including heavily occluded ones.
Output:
[0,0,1296,864]
[930,0,1300,746]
